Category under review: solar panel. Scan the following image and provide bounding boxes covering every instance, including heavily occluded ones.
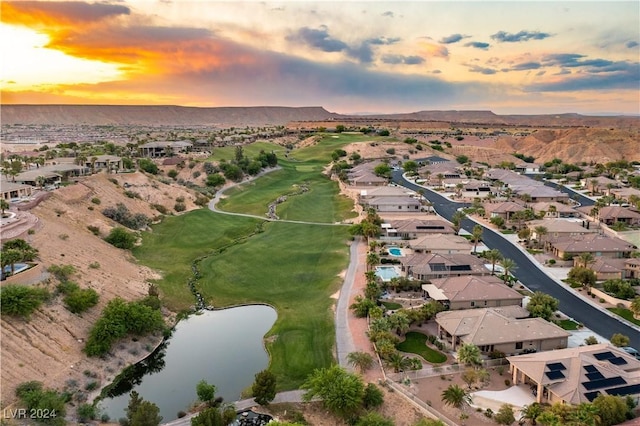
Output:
[450,265,472,271]
[547,362,566,371]
[584,365,598,373]
[586,372,604,381]
[582,376,627,390]
[594,351,615,360]
[607,384,640,397]
[585,391,601,402]
[430,263,447,271]
[609,357,628,366]
[545,370,565,380]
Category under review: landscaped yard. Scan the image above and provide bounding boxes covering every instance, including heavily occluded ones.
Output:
[380,301,403,310]
[608,307,640,326]
[555,319,581,330]
[396,331,447,364]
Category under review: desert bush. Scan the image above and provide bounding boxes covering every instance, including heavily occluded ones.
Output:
[174,202,186,212]
[89,262,100,269]
[152,204,169,214]
[167,169,178,179]
[102,203,149,229]
[15,381,66,425]
[64,288,99,314]
[48,264,76,281]
[192,171,202,179]
[91,197,101,205]
[1,285,50,319]
[124,190,140,199]
[87,225,100,236]
[138,158,158,174]
[104,227,137,250]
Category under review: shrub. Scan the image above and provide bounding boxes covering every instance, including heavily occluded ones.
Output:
[15,381,66,425]
[504,379,511,386]
[64,288,99,314]
[174,202,186,212]
[167,169,178,179]
[104,227,137,250]
[152,204,169,214]
[87,225,100,236]
[138,158,158,174]
[77,403,97,422]
[1,285,50,319]
[192,171,201,179]
[91,197,101,205]
[89,262,100,269]
[85,381,98,391]
[385,148,396,155]
[124,190,140,199]
[48,264,76,281]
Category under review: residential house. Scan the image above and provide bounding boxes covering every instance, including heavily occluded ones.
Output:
[508,344,640,405]
[421,275,523,310]
[624,258,640,279]
[382,219,455,239]
[436,307,569,354]
[1,180,33,201]
[138,141,193,158]
[547,233,636,260]
[512,185,570,203]
[359,185,414,200]
[530,202,578,219]
[527,219,598,242]
[515,163,541,174]
[364,196,421,213]
[597,206,640,227]
[347,163,389,187]
[83,155,123,172]
[407,234,473,254]
[581,176,620,195]
[588,257,628,281]
[13,163,87,187]
[610,187,640,203]
[404,253,489,281]
[484,201,527,222]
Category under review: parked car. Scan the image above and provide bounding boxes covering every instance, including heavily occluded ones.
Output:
[621,347,640,360]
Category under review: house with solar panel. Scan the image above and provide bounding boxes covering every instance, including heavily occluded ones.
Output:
[507,344,640,405]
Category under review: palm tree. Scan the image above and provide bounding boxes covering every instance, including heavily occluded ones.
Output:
[388,311,410,336]
[499,258,517,285]
[569,403,600,426]
[457,343,481,367]
[1,249,23,275]
[471,225,483,254]
[366,252,380,271]
[347,351,374,374]
[485,249,503,275]
[590,179,599,195]
[437,173,445,189]
[576,252,595,269]
[0,198,9,217]
[520,403,543,425]
[386,351,411,373]
[451,210,466,234]
[441,384,470,410]
[534,226,548,250]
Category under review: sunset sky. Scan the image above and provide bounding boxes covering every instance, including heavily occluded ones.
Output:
[1,1,639,114]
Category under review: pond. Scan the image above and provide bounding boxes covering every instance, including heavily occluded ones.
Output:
[98,304,277,422]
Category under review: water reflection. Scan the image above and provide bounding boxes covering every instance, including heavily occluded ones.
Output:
[99,305,277,422]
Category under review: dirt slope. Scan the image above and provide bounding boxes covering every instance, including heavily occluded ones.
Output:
[0,172,201,405]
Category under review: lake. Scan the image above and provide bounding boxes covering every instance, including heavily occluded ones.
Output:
[99,304,277,422]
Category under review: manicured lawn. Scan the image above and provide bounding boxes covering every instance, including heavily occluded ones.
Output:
[206,141,285,162]
[289,133,389,163]
[396,331,447,364]
[555,319,580,330]
[608,308,640,326]
[380,301,402,310]
[217,161,357,223]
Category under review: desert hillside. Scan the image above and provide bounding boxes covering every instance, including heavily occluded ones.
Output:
[0,172,203,405]
[494,127,640,164]
[1,105,338,127]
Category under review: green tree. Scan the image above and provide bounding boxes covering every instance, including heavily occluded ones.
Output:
[592,394,629,426]
[362,383,384,409]
[526,291,559,321]
[403,160,418,173]
[104,227,137,249]
[576,252,595,269]
[1,285,49,319]
[347,351,375,374]
[15,381,66,426]
[471,225,483,253]
[64,287,99,314]
[440,384,470,410]
[373,164,391,178]
[1,248,23,275]
[366,252,380,271]
[457,343,481,367]
[451,211,466,234]
[567,266,596,290]
[130,401,162,426]
[350,295,376,318]
[138,158,159,174]
[494,404,515,425]
[190,405,237,426]
[252,370,277,405]
[196,379,217,405]
[301,365,365,419]
[534,226,548,249]
[485,249,503,275]
[520,402,543,425]
[610,333,630,347]
[205,173,226,187]
[499,257,517,285]
[631,296,640,318]
[0,198,9,216]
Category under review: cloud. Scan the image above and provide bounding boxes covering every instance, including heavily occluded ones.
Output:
[467,65,497,75]
[367,36,401,45]
[554,69,571,75]
[1,1,130,28]
[382,11,394,18]
[439,34,468,44]
[464,41,490,50]
[511,62,542,71]
[288,26,348,52]
[626,41,639,48]
[526,62,639,91]
[541,54,614,68]
[381,54,425,65]
[491,30,552,43]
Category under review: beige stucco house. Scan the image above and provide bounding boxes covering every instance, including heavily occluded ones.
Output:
[421,275,523,310]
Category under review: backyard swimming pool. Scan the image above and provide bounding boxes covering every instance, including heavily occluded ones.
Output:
[375,266,401,282]
[2,263,31,276]
[388,247,404,257]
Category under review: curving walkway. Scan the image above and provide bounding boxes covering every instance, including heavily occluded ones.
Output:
[207,167,347,226]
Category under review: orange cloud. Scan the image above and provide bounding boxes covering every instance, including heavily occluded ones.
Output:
[1,1,130,28]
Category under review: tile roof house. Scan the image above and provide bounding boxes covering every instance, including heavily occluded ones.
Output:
[436,307,569,354]
[596,206,640,226]
[624,258,640,279]
[483,201,527,222]
[530,202,579,218]
[1,180,33,201]
[347,162,389,187]
[527,219,598,241]
[383,219,455,239]
[359,185,414,200]
[508,344,640,405]
[547,233,636,260]
[588,257,628,281]
[138,141,193,158]
[406,234,473,254]
[404,253,489,280]
[421,275,523,310]
[364,196,421,212]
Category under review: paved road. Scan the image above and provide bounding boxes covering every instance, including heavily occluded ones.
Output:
[335,237,361,370]
[392,170,640,349]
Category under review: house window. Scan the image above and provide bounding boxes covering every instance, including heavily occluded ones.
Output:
[515,342,523,350]
[470,301,475,307]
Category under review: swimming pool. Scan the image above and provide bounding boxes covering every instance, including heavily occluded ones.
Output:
[388,247,403,257]
[2,263,31,278]
[375,266,401,282]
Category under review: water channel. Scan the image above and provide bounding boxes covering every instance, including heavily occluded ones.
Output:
[99,305,277,422]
